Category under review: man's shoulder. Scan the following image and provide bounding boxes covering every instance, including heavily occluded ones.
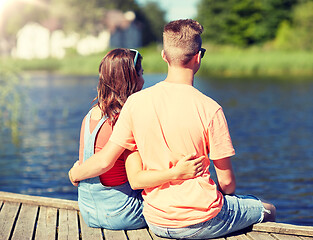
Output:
[129,83,160,99]
[193,88,221,108]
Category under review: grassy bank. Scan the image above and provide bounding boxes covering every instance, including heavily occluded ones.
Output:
[200,45,313,79]
[2,44,313,79]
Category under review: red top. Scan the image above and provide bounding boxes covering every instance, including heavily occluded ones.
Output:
[79,116,128,186]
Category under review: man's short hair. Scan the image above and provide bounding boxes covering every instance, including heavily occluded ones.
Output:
[163,19,203,66]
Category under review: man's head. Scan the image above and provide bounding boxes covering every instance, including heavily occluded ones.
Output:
[163,19,204,66]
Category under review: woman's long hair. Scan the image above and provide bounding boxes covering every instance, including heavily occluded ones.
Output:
[93,48,143,125]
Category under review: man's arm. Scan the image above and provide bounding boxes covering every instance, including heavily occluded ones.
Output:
[213,157,236,195]
[69,140,125,186]
[125,151,205,190]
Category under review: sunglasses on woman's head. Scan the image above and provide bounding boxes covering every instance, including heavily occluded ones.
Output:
[130,49,139,66]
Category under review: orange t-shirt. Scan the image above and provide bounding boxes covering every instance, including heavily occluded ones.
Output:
[110,81,235,228]
[79,116,128,186]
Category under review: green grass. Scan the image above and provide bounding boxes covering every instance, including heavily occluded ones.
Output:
[199,45,313,78]
[2,44,313,79]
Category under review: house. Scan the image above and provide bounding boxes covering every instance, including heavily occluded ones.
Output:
[14,22,50,59]
[11,10,142,59]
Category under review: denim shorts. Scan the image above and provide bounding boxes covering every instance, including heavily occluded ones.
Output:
[148,194,265,239]
[78,180,147,230]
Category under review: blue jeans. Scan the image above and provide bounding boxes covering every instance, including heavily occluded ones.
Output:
[78,180,146,230]
[148,194,265,239]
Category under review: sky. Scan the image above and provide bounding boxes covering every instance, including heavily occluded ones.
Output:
[135,0,201,21]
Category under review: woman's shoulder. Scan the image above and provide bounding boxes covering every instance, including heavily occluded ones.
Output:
[90,106,102,120]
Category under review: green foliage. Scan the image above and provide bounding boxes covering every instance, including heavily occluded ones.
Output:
[197,0,298,46]
[2,3,49,39]
[139,44,167,72]
[292,1,313,50]
[139,2,166,44]
[198,45,313,78]
[274,1,313,50]
[274,21,295,50]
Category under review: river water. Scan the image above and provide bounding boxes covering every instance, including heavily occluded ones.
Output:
[0,74,312,226]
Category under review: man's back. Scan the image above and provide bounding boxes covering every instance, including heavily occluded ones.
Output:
[111,80,235,227]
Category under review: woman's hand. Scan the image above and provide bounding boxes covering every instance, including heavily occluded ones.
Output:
[68,161,80,187]
[173,153,206,180]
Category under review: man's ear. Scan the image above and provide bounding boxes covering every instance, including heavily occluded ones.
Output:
[161,50,168,63]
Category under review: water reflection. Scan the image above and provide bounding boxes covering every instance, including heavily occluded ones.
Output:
[0,73,312,226]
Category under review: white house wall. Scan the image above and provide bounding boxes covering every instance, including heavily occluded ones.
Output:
[15,22,50,59]
[76,31,110,56]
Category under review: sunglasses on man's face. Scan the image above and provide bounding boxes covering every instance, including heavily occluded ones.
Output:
[199,48,206,58]
[130,49,139,66]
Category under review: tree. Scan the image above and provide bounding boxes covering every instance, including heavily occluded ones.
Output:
[139,2,166,44]
[196,0,298,46]
[1,1,49,39]
[292,1,313,50]
[275,1,313,50]
[50,0,141,34]
[50,0,166,45]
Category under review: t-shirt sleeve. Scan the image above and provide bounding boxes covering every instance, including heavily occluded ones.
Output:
[208,107,235,160]
[109,99,137,151]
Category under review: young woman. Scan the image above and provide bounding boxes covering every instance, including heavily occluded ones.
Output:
[71,48,204,230]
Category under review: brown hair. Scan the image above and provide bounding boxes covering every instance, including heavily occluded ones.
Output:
[94,48,143,125]
[163,19,203,66]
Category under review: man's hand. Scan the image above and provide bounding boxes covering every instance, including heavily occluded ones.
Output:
[173,153,206,180]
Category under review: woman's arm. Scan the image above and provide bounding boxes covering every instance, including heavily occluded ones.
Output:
[213,157,236,195]
[125,151,205,190]
[69,140,125,186]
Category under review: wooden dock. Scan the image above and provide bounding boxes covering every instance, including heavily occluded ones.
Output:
[1,191,312,240]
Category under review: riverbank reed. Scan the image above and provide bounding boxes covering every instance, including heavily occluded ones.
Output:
[0,63,24,145]
[200,45,313,78]
[1,44,313,79]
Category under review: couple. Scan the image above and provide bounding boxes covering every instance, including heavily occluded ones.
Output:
[69,19,276,239]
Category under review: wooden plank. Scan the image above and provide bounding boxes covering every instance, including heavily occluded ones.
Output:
[247,231,276,240]
[11,203,38,240]
[0,191,79,210]
[272,233,304,240]
[2,192,313,240]
[58,209,79,240]
[0,202,20,240]
[104,229,128,240]
[78,212,103,240]
[127,228,153,239]
[227,234,251,240]
[299,237,313,240]
[35,206,57,240]
[253,222,313,237]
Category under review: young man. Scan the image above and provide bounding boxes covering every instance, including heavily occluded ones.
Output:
[70,19,276,239]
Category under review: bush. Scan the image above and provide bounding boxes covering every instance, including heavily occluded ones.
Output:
[274,1,313,50]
